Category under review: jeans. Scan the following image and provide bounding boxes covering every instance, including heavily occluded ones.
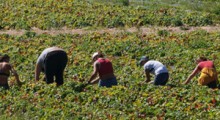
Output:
[99,77,117,87]
[154,73,169,85]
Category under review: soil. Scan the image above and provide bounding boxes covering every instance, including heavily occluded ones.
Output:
[0,26,219,36]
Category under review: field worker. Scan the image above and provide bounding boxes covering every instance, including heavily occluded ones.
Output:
[35,47,68,86]
[183,57,218,88]
[139,56,169,85]
[88,52,117,87]
[0,54,21,89]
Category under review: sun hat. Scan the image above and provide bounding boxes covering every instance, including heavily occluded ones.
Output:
[138,56,149,65]
[92,52,99,60]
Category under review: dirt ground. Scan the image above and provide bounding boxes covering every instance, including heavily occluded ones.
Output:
[0,26,219,36]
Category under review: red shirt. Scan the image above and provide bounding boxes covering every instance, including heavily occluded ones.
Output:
[198,60,214,71]
[96,58,113,77]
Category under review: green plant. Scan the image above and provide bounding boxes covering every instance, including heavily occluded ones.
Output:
[158,30,169,36]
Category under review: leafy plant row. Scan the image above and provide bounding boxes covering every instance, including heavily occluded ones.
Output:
[0,30,220,119]
[0,0,219,30]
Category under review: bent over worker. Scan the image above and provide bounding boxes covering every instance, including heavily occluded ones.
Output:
[88,52,117,87]
[35,47,68,86]
[183,57,218,88]
[139,56,169,85]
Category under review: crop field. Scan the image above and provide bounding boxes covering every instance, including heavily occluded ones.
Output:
[0,0,220,119]
[1,0,220,30]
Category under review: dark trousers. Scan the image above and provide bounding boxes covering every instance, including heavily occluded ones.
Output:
[99,77,117,88]
[154,73,169,85]
[207,80,217,89]
[44,51,68,85]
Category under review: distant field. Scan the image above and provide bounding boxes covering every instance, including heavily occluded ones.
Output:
[0,0,219,30]
[91,0,220,14]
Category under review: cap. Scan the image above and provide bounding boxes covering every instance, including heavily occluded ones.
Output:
[92,52,99,60]
[138,56,149,65]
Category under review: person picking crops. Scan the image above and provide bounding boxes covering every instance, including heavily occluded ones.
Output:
[35,47,68,86]
[0,54,22,89]
[139,56,169,85]
[88,52,117,87]
[183,57,218,88]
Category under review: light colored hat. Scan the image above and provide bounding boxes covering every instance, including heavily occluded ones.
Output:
[138,56,149,65]
[92,52,99,60]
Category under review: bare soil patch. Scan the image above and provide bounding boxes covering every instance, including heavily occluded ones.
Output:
[0,26,219,36]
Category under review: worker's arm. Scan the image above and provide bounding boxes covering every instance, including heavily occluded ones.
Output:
[183,65,200,84]
[35,63,41,81]
[88,62,99,84]
[145,70,151,83]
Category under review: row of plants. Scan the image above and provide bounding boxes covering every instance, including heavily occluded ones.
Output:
[0,30,220,119]
[0,0,219,30]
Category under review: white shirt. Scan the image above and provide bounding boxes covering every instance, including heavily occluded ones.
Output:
[144,60,168,75]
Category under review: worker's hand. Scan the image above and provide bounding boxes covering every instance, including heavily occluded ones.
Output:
[148,81,154,84]
[87,81,91,84]
[145,79,151,83]
[182,81,187,85]
[11,69,18,75]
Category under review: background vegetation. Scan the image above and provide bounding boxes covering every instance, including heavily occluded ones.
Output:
[0,0,219,30]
